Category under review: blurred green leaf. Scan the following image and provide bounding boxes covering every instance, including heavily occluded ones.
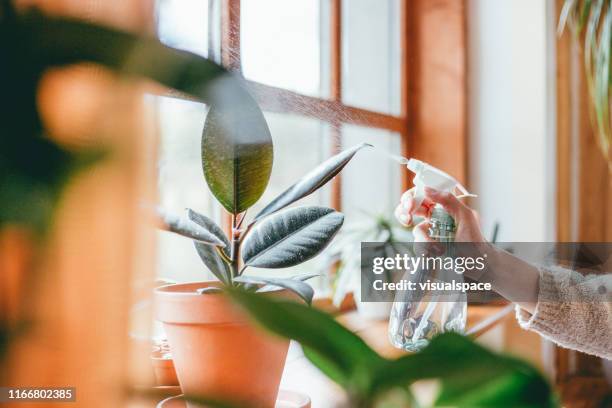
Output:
[228,288,556,407]
[370,333,555,407]
[226,287,385,393]
[561,0,612,165]
[253,143,371,222]
[242,206,344,268]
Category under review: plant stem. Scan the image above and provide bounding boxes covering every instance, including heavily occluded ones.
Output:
[229,213,241,281]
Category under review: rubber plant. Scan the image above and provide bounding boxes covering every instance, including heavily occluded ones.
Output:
[159,124,370,302]
[560,0,612,166]
[226,288,557,408]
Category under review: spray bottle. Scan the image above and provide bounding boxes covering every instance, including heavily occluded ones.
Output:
[388,159,475,351]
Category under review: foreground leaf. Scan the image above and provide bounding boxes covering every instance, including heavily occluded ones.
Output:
[202,100,273,214]
[370,333,555,407]
[252,143,371,222]
[234,275,315,305]
[242,206,344,268]
[226,287,384,391]
[229,289,555,407]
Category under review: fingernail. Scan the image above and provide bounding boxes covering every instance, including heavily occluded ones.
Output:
[398,214,409,225]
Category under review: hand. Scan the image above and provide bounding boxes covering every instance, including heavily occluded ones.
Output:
[394,187,485,243]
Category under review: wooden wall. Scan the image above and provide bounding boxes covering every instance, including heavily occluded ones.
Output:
[406,0,468,186]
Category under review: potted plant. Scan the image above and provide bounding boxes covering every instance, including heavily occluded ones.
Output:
[322,213,413,319]
[154,100,370,406]
[0,3,368,405]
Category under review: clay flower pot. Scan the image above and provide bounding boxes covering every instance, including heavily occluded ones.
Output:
[154,282,290,408]
[151,354,179,386]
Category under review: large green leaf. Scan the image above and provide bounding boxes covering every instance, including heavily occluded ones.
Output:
[242,206,344,268]
[202,99,273,214]
[370,333,555,407]
[252,143,371,222]
[226,287,384,391]
[233,275,315,305]
[228,289,555,407]
[187,209,231,284]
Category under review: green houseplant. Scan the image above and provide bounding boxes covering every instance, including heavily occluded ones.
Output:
[155,134,369,406]
[226,288,557,408]
[560,0,612,166]
[322,213,413,319]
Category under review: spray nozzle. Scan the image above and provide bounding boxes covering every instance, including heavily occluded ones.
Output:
[405,159,476,208]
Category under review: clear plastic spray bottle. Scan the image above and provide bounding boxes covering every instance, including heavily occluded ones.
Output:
[388,159,474,351]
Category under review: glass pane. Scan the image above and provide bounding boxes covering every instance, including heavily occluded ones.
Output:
[157,0,209,57]
[241,0,327,97]
[341,125,402,226]
[342,0,401,114]
[156,97,223,282]
[247,112,331,219]
[245,113,331,287]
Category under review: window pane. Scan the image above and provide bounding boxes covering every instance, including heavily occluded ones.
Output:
[241,0,327,97]
[247,112,331,219]
[245,113,331,287]
[341,125,402,226]
[157,0,209,57]
[342,0,401,114]
[156,97,222,282]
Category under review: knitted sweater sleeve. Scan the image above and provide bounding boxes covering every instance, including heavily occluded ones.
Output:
[515,265,612,359]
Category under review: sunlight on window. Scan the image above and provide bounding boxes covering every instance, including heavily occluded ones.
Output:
[244,113,331,287]
[342,0,400,114]
[157,0,209,57]
[156,97,222,282]
[241,0,325,96]
[341,126,402,225]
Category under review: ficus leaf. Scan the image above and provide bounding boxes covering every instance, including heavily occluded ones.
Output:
[252,143,371,222]
[202,99,273,214]
[242,206,344,268]
[187,209,232,284]
[255,273,320,298]
[234,275,315,305]
[157,208,225,246]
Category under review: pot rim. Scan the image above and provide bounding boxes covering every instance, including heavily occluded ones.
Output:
[154,281,248,325]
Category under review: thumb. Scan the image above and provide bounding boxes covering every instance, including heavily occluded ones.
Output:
[423,187,467,219]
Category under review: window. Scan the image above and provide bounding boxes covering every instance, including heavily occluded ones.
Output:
[155,0,410,289]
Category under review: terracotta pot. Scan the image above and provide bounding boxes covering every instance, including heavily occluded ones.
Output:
[151,356,179,386]
[154,282,290,408]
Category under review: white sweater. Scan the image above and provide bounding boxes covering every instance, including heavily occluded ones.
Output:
[516,265,612,360]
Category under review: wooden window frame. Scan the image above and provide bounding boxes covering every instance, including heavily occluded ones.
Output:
[160,0,467,209]
[218,0,413,211]
[158,0,467,227]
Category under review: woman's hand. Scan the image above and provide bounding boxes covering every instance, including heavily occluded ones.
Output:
[394,186,485,243]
